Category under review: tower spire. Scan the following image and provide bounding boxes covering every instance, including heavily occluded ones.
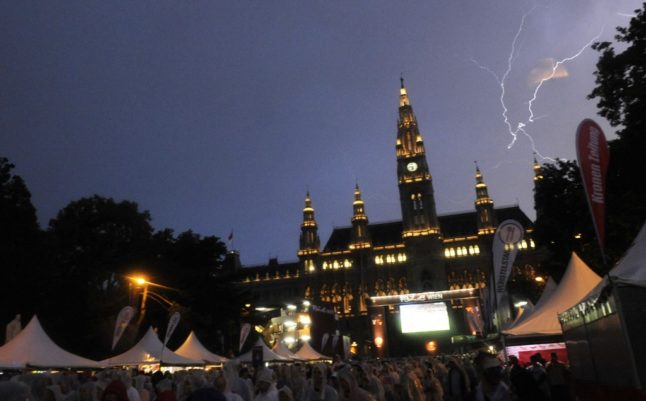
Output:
[350,184,371,249]
[298,191,320,272]
[474,163,496,235]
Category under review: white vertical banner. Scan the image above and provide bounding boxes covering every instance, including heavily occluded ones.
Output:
[239,323,251,352]
[321,332,330,351]
[492,220,524,304]
[112,306,135,350]
[331,333,340,351]
[342,336,350,357]
[492,220,524,327]
[163,312,181,348]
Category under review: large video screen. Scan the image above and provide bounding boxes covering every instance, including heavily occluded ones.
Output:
[400,302,450,333]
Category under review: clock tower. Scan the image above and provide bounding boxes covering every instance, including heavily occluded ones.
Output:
[396,78,446,291]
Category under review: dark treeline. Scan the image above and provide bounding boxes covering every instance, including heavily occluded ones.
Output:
[533,3,646,280]
[0,159,245,359]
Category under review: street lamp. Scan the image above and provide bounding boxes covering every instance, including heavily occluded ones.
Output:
[126,275,177,324]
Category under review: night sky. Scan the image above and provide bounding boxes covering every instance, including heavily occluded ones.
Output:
[1,1,640,266]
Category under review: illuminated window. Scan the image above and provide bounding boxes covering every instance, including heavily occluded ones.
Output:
[457,247,463,256]
[375,255,383,265]
[450,248,456,257]
[344,259,352,268]
[322,261,328,270]
[444,249,451,258]
[530,239,535,248]
[333,260,339,269]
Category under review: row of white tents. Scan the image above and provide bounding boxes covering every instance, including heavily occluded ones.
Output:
[503,222,646,338]
[0,317,330,369]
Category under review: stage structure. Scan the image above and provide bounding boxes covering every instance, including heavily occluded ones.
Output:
[369,288,486,357]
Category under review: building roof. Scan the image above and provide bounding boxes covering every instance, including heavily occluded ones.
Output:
[323,205,533,252]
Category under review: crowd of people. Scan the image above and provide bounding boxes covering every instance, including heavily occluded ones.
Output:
[0,351,571,401]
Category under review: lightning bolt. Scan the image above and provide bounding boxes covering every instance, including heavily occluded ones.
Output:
[472,8,603,163]
[527,29,603,123]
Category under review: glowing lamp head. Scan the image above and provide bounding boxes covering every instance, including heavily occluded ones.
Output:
[535,276,545,283]
[131,276,147,286]
[374,336,384,348]
[425,340,437,353]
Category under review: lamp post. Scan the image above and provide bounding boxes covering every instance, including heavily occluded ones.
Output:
[127,275,177,325]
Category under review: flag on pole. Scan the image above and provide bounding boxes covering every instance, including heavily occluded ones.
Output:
[228,230,234,241]
[112,306,135,350]
[492,220,524,326]
[163,312,181,348]
[239,323,251,352]
[576,119,609,260]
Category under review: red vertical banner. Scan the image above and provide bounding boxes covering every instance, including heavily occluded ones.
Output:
[576,119,610,258]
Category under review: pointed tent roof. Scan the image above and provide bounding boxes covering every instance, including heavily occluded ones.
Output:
[234,338,289,363]
[294,342,332,361]
[174,331,228,364]
[101,327,202,367]
[609,222,646,286]
[0,316,99,369]
[506,277,557,330]
[504,253,602,337]
[272,341,304,360]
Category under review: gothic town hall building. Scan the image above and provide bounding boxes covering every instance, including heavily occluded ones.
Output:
[227,80,544,354]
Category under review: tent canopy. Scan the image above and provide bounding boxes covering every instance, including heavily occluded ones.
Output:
[174,331,228,364]
[506,277,557,330]
[609,222,646,287]
[0,315,99,369]
[504,253,602,337]
[234,338,289,363]
[294,341,331,361]
[102,327,202,367]
[272,341,304,360]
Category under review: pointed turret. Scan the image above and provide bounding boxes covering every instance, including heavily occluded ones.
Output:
[474,163,496,235]
[533,155,544,182]
[298,191,320,272]
[396,79,440,237]
[350,184,371,249]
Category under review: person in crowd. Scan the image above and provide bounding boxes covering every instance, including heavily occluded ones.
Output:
[421,366,443,401]
[545,353,570,401]
[102,380,130,401]
[133,376,150,401]
[215,373,244,401]
[468,355,510,401]
[527,354,549,401]
[253,369,278,401]
[301,363,338,401]
[444,358,470,401]
[156,379,177,401]
[116,370,141,401]
[507,356,544,401]
[80,381,100,401]
[186,386,226,401]
[357,364,385,401]
[336,365,375,401]
[224,363,253,401]
[278,386,294,401]
[0,381,34,401]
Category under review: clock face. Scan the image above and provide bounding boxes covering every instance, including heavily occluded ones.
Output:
[406,162,418,172]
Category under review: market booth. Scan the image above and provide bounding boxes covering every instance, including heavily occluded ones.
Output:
[174,331,228,365]
[503,253,602,364]
[560,223,646,401]
[101,327,202,368]
[0,315,99,369]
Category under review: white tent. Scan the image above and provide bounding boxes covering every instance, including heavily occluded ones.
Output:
[174,331,228,364]
[234,338,289,363]
[272,341,304,360]
[506,276,557,330]
[294,341,331,361]
[0,315,99,369]
[504,253,602,337]
[607,222,646,286]
[101,327,202,367]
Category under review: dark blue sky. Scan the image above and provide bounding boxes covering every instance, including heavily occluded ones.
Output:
[1,1,640,265]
